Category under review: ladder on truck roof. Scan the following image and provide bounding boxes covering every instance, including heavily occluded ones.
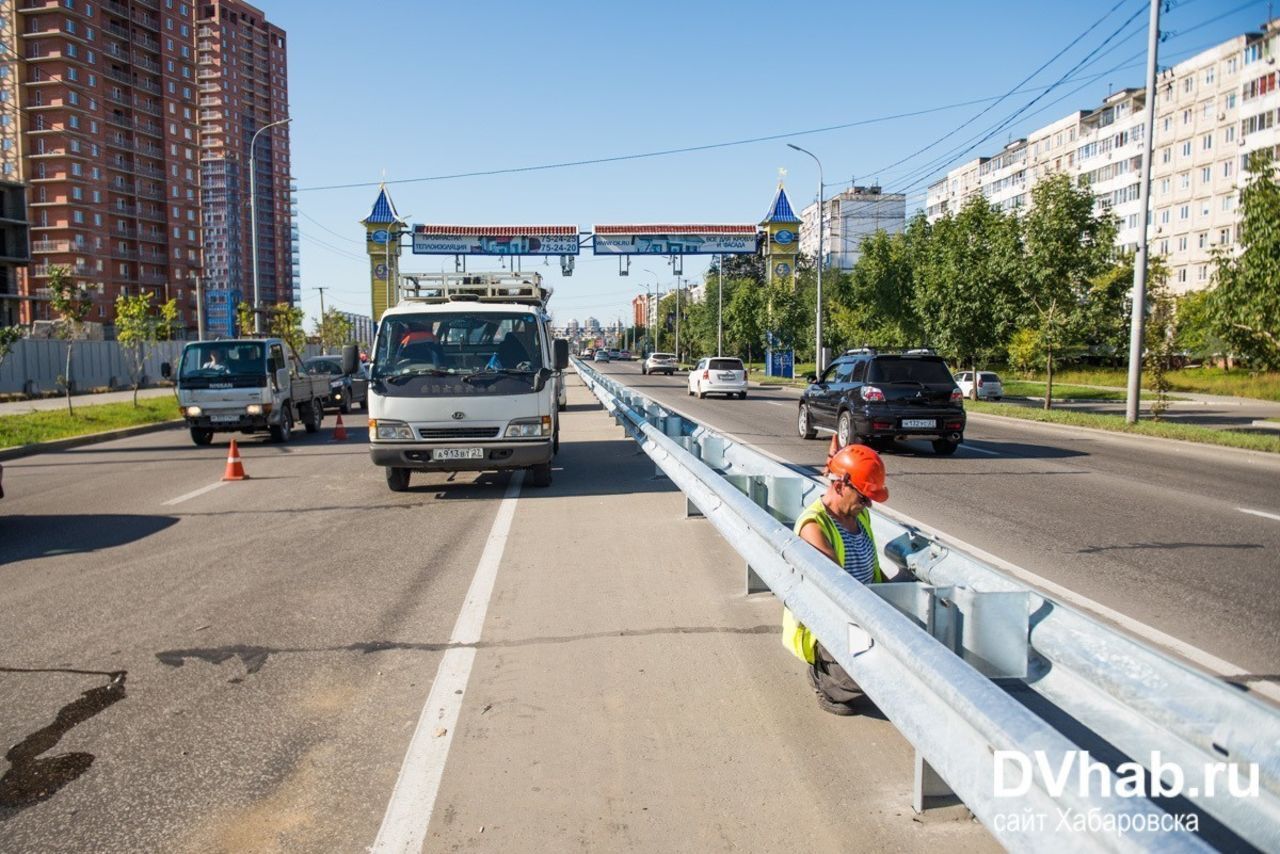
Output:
[398,272,552,307]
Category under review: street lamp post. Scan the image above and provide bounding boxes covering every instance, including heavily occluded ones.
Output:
[787,143,824,373]
[717,254,724,357]
[249,117,292,334]
[642,269,662,354]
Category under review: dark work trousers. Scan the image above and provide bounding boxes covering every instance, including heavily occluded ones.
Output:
[812,640,863,704]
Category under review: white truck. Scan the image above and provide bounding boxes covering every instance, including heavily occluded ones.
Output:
[355,273,569,491]
[164,338,330,446]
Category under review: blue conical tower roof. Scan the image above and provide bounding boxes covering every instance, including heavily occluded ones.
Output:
[362,184,403,225]
[761,184,802,225]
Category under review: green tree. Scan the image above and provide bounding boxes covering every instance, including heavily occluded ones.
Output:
[158,298,179,341]
[268,303,306,353]
[916,197,1022,396]
[724,280,765,365]
[48,266,93,415]
[0,324,22,374]
[1173,288,1228,367]
[235,300,256,337]
[1018,174,1118,409]
[1006,327,1045,375]
[1143,261,1176,419]
[1208,149,1280,369]
[115,292,165,406]
[314,307,353,353]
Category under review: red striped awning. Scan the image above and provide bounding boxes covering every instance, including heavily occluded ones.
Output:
[413,224,578,236]
[593,224,758,235]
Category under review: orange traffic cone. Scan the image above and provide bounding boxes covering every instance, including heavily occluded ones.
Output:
[332,414,348,441]
[222,439,249,481]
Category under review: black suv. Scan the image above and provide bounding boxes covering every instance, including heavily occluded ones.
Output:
[797,350,966,455]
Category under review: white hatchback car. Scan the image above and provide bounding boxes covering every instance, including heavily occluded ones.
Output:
[954,370,1004,400]
[688,357,748,399]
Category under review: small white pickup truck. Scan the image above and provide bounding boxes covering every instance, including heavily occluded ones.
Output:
[164,338,333,446]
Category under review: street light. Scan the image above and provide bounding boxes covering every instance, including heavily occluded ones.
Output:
[787,142,825,373]
[642,268,662,354]
[249,116,292,334]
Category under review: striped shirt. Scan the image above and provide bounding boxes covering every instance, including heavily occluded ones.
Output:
[832,517,876,585]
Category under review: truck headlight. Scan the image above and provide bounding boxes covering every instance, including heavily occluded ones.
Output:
[245,404,263,415]
[185,405,202,417]
[505,416,552,438]
[373,419,414,440]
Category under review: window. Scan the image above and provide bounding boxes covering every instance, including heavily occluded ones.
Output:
[1178,236,1188,251]
[1219,228,1231,246]
[1182,109,1191,125]
[1222,194,1235,211]
[1226,126,1236,143]
[1244,44,1262,65]
[1181,141,1192,157]
[1159,177,1170,194]
[1179,204,1190,220]
[1183,78,1194,94]
[1223,160,1233,178]
[1198,233,1208,249]
[1161,146,1171,164]
[1201,166,1212,183]
[1206,66,1215,85]
[1160,208,1170,224]
[1180,172,1190,189]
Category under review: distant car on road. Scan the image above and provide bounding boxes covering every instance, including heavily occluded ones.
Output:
[798,349,966,455]
[608,349,621,360]
[688,357,748,399]
[642,352,677,376]
[305,355,368,414]
[954,370,1004,400]
[619,350,631,361]
[593,350,611,363]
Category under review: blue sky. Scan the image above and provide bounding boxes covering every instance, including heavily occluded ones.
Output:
[274,0,1268,328]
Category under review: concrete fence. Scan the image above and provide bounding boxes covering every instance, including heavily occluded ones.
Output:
[0,339,327,395]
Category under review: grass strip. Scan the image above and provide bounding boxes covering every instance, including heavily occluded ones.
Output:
[1012,367,1280,402]
[0,396,181,450]
[967,400,1280,454]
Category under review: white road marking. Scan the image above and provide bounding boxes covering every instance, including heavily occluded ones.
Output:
[161,481,226,506]
[1238,507,1280,522]
[372,472,523,853]
[764,401,791,408]
[961,444,1001,456]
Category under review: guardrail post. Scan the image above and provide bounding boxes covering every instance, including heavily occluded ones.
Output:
[913,752,956,814]
[745,564,770,595]
[686,497,703,518]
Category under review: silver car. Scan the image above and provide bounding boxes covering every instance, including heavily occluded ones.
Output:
[954,371,1004,400]
[642,352,677,375]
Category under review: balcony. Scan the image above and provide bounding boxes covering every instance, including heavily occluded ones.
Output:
[199,110,224,121]
[32,239,72,253]
[198,26,217,39]
[135,0,158,9]
[105,135,135,153]
[196,69,219,81]
[104,22,131,41]
[33,263,93,277]
[137,208,166,223]
[109,179,137,194]
[113,202,138,216]
[139,186,164,201]
[103,67,134,87]
[131,11,160,31]
[133,54,161,73]
[135,122,163,139]
[198,83,220,94]
[134,101,161,117]
[17,1,62,11]
[138,144,164,159]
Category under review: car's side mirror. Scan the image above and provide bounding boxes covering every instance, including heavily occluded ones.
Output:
[276,367,289,389]
[161,362,172,379]
[554,339,570,370]
[804,372,818,383]
[341,344,358,376]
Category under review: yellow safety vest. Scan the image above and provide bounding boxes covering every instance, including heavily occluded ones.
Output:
[781,498,881,664]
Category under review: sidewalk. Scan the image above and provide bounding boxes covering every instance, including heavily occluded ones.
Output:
[420,375,995,851]
[0,385,173,417]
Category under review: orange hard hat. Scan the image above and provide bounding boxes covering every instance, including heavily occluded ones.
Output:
[400,330,436,346]
[827,444,889,503]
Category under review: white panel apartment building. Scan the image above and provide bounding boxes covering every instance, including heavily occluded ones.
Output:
[799,186,907,270]
[926,18,1280,294]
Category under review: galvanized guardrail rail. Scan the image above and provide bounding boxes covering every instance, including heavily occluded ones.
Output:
[575,358,1280,853]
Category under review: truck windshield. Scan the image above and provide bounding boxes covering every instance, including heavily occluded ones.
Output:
[179,342,265,379]
[371,311,544,380]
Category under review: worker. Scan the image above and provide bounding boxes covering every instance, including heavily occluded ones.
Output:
[782,443,891,716]
[398,327,445,366]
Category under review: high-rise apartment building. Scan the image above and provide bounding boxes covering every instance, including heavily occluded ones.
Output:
[798,185,907,270]
[11,0,204,330]
[195,0,290,337]
[926,18,1280,295]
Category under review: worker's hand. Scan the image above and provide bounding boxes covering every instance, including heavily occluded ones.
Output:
[820,433,840,476]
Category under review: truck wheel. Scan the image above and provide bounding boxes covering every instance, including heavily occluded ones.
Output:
[270,405,293,443]
[190,427,213,446]
[340,397,351,415]
[837,411,856,448]
[528,462,552,487]
[386,467,410,491]
[304,400,322,434]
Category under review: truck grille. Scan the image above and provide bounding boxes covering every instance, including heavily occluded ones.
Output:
[419,427,500,439]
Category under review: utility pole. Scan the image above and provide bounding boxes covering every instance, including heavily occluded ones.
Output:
[1126,0,1161,424]
[194,274,205,341]
[316,285,327,317]
[788,143,825,373]
[674,276,681,365]
[717,254,724,357]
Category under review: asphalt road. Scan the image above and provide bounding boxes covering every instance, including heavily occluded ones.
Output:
[597,360,1280,682]
[0,385,997,852]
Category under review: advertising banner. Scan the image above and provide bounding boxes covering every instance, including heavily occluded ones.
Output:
[412,225,580,255]
[592,225,758,255]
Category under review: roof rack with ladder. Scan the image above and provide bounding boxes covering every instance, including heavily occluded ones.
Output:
[397,272,553,307]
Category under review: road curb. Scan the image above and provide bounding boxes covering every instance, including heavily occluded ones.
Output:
[0,419,185,461]
[964,410,1280,462]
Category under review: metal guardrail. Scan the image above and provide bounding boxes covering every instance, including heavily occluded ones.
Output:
[574,358,1280,853]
